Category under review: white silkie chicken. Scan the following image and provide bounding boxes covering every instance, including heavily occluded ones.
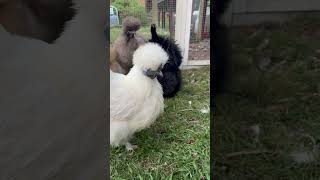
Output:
[110,43,168,151]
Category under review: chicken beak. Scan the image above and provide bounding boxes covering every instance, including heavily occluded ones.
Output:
[144,70,158,79]
[144,65,162,79]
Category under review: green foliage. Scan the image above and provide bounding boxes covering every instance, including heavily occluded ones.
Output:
[112,0,149,26]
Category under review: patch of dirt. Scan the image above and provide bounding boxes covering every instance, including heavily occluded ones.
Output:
[188,39,210,60]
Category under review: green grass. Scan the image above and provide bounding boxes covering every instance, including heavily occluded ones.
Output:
[110,67,210,179]
[215,16,320,179]
[110,26,170,44]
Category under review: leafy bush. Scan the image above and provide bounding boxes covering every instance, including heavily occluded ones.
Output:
[112,0,149,26]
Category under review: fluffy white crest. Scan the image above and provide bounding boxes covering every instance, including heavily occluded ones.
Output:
[132,43,168,71]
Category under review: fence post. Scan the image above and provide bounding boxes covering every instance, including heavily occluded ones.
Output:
[175,0,193,66]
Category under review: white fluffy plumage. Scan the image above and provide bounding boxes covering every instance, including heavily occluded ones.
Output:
[110,43,168,150]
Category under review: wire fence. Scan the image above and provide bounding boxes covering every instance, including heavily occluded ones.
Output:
[188,0,210,61]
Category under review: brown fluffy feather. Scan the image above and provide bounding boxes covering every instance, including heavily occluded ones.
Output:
[110,46,127,74]
[111,16,146,74]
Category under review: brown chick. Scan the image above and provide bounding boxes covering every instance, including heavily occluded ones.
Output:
[112,16,146,74]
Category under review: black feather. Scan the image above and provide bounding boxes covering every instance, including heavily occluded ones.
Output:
[149,24,183,98]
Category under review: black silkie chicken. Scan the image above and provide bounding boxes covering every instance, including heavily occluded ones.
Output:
[149,24,183,98]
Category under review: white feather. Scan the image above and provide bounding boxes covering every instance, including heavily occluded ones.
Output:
[110,43,168,147]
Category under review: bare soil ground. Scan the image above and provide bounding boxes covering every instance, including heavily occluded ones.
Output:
[188,39,210,60]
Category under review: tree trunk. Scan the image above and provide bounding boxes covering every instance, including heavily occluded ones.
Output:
[162,9,166,29]
[151,0,158,24]
[168,0,174,38]
[191,0,195,28]
[158,8,161,26]
[197,0,206,40]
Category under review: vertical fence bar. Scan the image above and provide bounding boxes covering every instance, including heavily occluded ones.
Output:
[174,0,193,66]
